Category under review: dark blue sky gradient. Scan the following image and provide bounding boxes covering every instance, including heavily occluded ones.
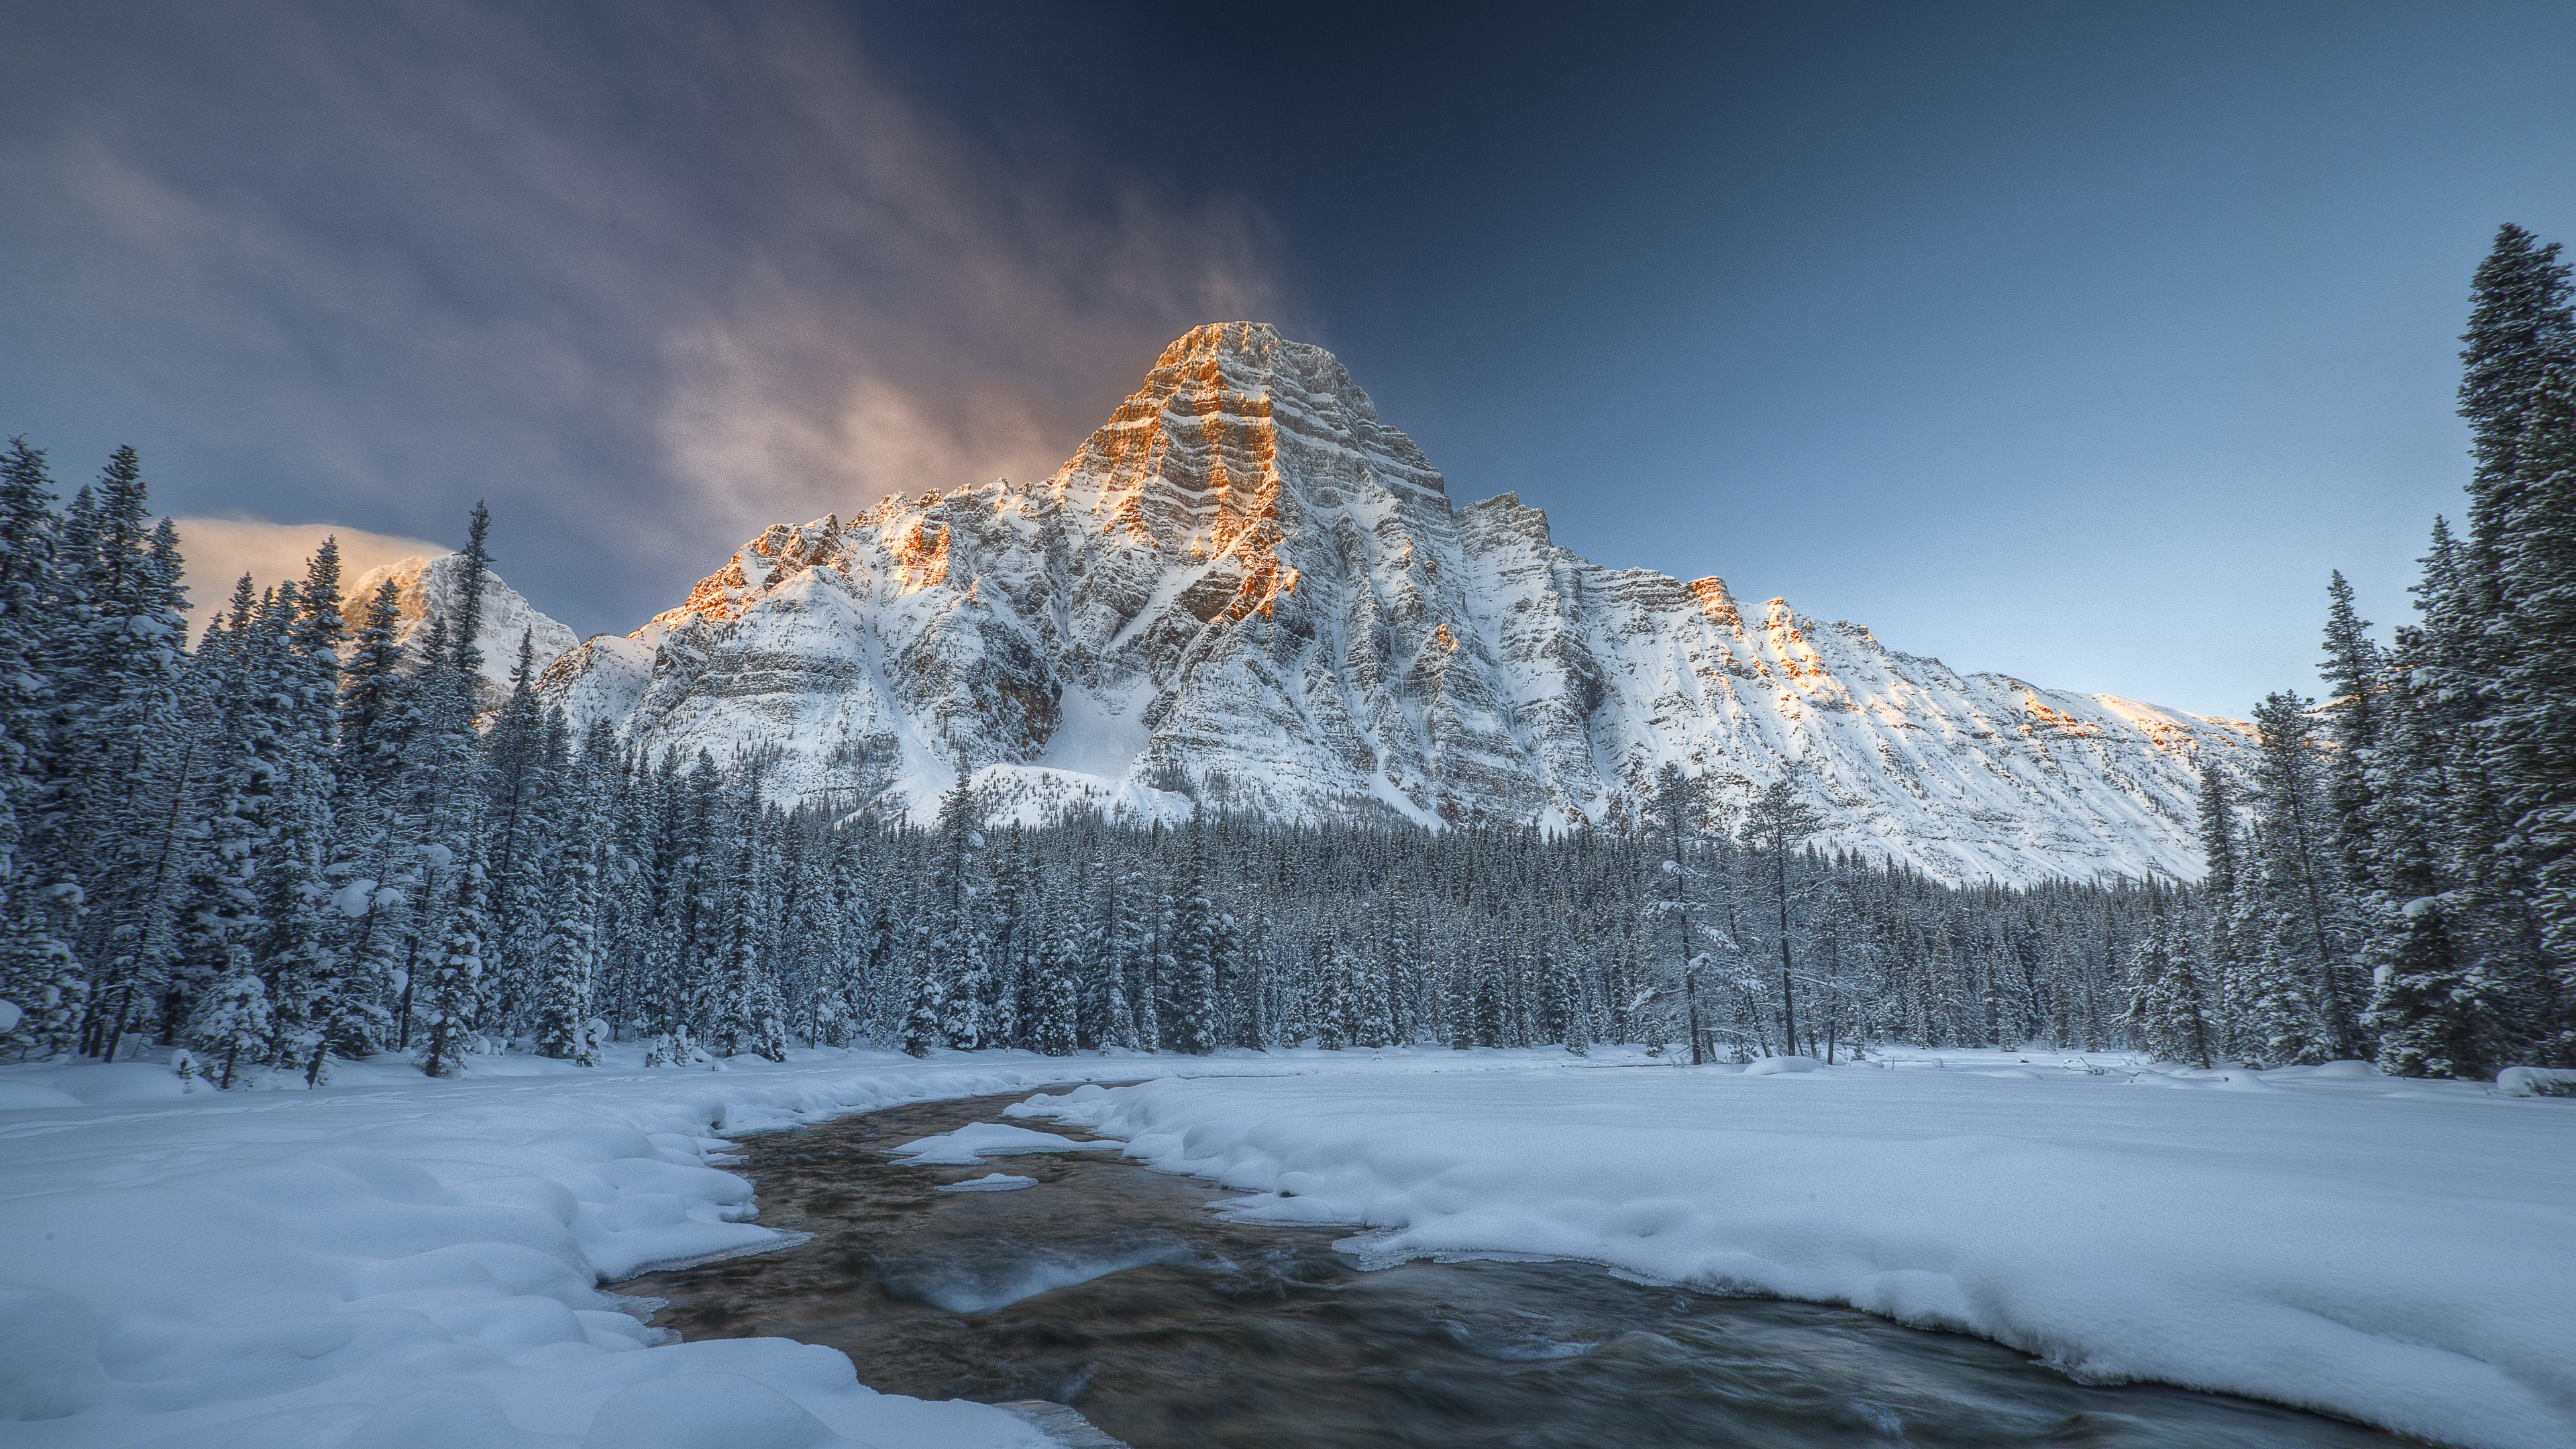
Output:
[5,1,2573,713]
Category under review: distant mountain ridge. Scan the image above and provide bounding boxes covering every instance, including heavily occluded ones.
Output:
[343,552,574,707]
[519,323,2247,885]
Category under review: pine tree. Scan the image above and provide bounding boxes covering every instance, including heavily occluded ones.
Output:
[1310,933,1350,1051]
[926,772,989,1049]
[2235,922,2322,1069]
[1163,849,1218,1055]
[2355,528,2512,1075]
[337,577,406,788]
[0,438,62,896]
[702,797,789,1063]
[42,449,195,1054]
[417,851,489,1078]
[1228,900,1270,1050]
[0,893,82,1059]
[533,814,604,1065]
[1466,934,1507,1049]
[899,920,944,1061]
[1806,876,1869,1062]
[449,502,494,690]
[1349,922,1397,1049]
[479,631,552,1035]
[981,829,1030,1050]
[2367,894,2493,1078]
[2247,693,2365,1059]
[1030,890,1081,1057]
[2484,348,2576,1057]
[182,961,270,1090]
[159,582,262,1057]
[1077,856,1132,1051]
[1744,776,1823,1057]
[855,896,899,1045]
[2122,910,2213,1068]
[2318,571,2383,888]
[394,574,490,1054]
[2459,223,2575,612]
[1642,763,1724,1062]
[250,826,339,1084]
[1539,922,1590,1055]
[260,543,359,1081]
[2439,225,2571,1063]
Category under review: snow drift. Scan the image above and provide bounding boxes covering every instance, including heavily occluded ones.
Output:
[0,1043,1642,1448]
[1020,1053,2576,1449]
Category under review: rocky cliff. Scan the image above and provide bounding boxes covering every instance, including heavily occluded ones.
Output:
[537,323,2249,885]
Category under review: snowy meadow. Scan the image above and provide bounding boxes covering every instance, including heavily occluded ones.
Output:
[3,1044,2569,1449]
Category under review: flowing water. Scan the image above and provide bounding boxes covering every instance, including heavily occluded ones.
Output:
[616,1088,2418,1449]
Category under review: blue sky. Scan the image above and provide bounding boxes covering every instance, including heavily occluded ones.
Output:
[5,1,2572,714]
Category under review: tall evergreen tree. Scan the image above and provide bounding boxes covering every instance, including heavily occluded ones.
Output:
[1029,885,1080,1057]
[1744,776,1823,1057]
[926,772,988,1049]
[1163,848,1219,1055]
[2122,910,2213,1069]
[1641,763,1722,1062]
[2247,692,2364,1060]
[2318,571,2383,886]
[449,502,494,689]
[2484,349,2576,1057]
[417,849,489,1079]
[532,736,605,1065]
[2459,223,2575,612]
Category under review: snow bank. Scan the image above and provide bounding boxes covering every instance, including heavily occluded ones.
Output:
[887,1123,1116,1166]
[934,1174,1037,1193]
[2495,1065,2576,1097]
[1021,1049,2576,1449]
[0,1042,1638,1448]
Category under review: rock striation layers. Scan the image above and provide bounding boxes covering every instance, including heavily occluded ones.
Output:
[536,323,2249,885]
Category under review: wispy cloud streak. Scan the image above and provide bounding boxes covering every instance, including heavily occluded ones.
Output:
[0,1,1288,633]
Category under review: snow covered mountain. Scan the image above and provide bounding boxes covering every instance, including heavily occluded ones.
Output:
[537,323,2250,885]
[344,552,576,707]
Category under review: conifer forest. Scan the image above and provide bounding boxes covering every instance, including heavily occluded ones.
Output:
[1,224,2570,1087]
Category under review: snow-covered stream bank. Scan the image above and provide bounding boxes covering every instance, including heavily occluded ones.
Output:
[1016,1051,2576,1449]
[1,1044,2567,1448]
[0,1044,1648,1448]
[626,1084,2409,1449]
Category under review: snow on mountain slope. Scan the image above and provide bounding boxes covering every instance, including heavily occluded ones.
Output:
[539,323,2251,884]
[345,552,578,706]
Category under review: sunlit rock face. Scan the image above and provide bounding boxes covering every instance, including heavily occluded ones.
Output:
[343,552,576,709]
[537,322,2250,885]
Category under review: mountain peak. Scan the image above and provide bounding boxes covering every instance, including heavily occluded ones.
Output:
[343,552,576,704]
[537,333,2251,885]
[1145,323,1373,419]
[1157,320,1287,363]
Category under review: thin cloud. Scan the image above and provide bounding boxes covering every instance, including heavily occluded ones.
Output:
[1,1,1292,637]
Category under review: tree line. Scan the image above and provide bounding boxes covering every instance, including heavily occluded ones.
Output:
[0,452,2187,1080]
[2123,223,2576,1077]
[0,226,2563,1083]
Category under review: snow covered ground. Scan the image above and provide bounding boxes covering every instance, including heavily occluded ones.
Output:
[6,1043,2569,1448]
[1016,1048,2576,1449]
[0,1042,1648,1448]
